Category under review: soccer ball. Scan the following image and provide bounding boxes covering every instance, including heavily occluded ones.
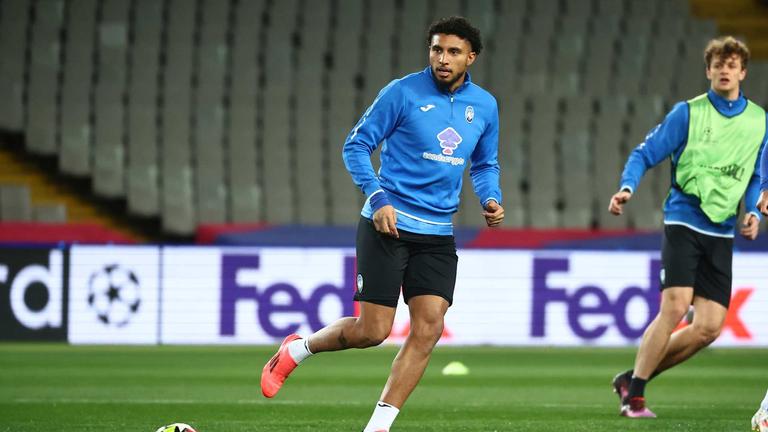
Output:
[753,409,768,432]
[155,423,197,432]
[87,264,141,327]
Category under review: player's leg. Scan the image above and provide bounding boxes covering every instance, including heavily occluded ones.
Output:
[633,287,694,380]
[362,234,456,432]
[616,225,700,417]
[307,301,396,352]
[362,295,449,432]
[616,287,691,418]
[380,295,449,406]
[652,232,732,375]
[261,217,406,398]
[653,296,726,373]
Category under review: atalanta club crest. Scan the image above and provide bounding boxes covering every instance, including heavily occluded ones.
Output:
[465,105,474,123]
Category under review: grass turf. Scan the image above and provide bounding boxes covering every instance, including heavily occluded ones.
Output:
[0,343,766,431]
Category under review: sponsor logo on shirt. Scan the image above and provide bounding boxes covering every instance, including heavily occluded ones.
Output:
[422,127,465,166]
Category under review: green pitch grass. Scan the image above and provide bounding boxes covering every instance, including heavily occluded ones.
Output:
[0,343,766,431]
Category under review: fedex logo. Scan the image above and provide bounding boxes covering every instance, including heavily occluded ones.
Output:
[531,257,661,340]
[531,257,755,342]
[219,254,356,338]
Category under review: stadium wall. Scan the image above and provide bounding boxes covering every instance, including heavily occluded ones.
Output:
[2,245,767,347]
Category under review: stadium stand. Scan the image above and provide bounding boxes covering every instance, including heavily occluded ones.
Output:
[1,0,767,237]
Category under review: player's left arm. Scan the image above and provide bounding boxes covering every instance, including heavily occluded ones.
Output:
[741,117,768,240]
[470,99,503,227]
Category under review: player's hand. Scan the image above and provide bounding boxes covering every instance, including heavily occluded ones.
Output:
[483,200,504,227]
[608,190,632,215]
[740,213,759,241]
[372,205,399,238]
[757,190,768,217]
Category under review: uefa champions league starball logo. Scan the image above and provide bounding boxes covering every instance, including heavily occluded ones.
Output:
[87,264,141,327]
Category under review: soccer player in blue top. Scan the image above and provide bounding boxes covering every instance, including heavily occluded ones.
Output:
[758,142,768,216]
[260,16,503,431]
[608,36,767,419]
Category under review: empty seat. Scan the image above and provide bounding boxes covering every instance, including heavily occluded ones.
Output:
[261,0,298,224]
[625,0,659,19]
[583,34,616,97]
[162,165,196,235]
[192,0,231,224]
[551,35,584,96]
[645,36,680,95]
[595,0,625,17]
[0,0,31,131]
[425,0,461,25]
[489,8,523,99]
[659,0,689,17]
[625,96,665,229]
[462,0,495,87]
[560,96,594,228]
[362,0,396,106]
[25,0,64,156]
[559,14,589,37]
[593,96,629,229]
[59,0,97,177]
[527,98,560,228]
[674,40,709,99]
[93,0,130,198]
[227,0,265,223]
[613,36,649,95]
[160,0,198,234]
[126,0,163,217]
[0,184,32,221]
[33,203,67,223]
[497,96,526,227]
[562,0,593,17]
[396,0,429,76]
[529,0,559,18]
[295,1,331,225]
[328,0,365,226]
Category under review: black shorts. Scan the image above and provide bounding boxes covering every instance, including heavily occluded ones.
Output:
[661,224,733,308]
[354,217,458,308]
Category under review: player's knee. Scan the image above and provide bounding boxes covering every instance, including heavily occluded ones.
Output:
[694,323,721,346]
[410,317,444,345]
[660,302,690,323]
[359,322,392,347]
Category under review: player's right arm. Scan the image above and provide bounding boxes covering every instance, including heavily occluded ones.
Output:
[758,117,768,217]
[609,102,689,216]
[342,80,405,237]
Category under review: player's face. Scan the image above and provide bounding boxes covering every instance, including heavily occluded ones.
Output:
[706,54,746,99]
[429,33,476,92]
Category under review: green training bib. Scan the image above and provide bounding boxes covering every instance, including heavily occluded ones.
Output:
[675,93,765,223]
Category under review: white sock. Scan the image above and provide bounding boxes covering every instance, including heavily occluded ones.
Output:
[761,389,768,411]
[287,337,313,364]
[363,401,399,432]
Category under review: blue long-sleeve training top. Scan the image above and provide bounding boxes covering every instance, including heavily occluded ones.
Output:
[620,89,768,237]
[342,67,502,235]
[762,135,768,191]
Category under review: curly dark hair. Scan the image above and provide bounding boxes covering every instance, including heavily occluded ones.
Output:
[704,36,750,69]
[426,16,483,55]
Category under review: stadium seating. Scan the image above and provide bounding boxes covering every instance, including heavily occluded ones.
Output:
[1,0,766,235]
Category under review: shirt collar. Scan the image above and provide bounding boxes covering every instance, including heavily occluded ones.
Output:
[706,88,747,117]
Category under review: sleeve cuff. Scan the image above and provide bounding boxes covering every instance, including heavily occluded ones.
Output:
[368,190,391,213]
[620,185,634,194]
[483,197,500,207]
[749,211,762,222]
